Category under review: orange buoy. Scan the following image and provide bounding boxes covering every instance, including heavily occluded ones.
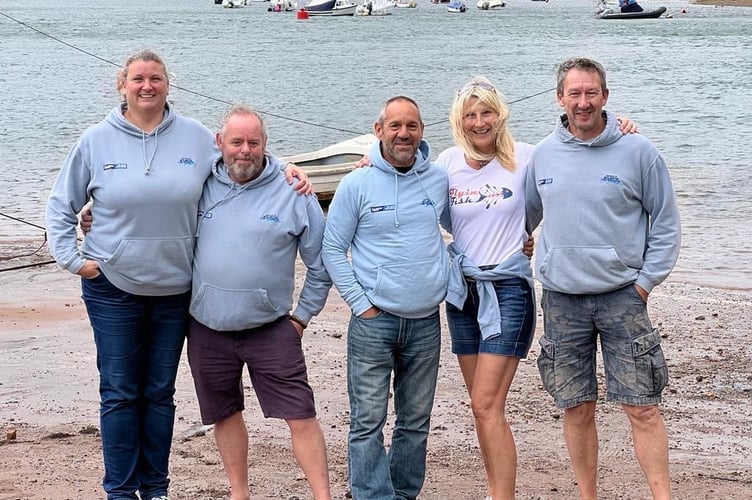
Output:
[296,8,309,19]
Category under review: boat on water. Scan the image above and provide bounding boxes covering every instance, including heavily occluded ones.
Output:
[269,0,298,11]
[477,0,505,9]
[280,134,376,201]
[357,0,393,15]
[596,1,666,19]
[303,0,358,15]
[447,0,467,12]
[394,0,417,7]
[222,0,248,7]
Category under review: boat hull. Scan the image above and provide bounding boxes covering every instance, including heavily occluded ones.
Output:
[281,134,376,201]
[599,6,666,19]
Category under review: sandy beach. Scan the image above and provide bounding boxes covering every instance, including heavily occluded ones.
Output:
[1,243,751,499]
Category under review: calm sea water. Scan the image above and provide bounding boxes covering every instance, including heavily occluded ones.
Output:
[1,0,750,289]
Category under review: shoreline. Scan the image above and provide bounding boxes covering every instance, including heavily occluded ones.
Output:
[692,0,752,6]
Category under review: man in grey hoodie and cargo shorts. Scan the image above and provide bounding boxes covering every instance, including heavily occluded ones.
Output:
[526,58,681,500]
[186,104,332,500]
[322,96,449,500]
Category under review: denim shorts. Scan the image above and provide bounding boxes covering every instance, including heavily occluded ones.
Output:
[537,285,669,409]
[187,316,316,424]
[445,277,535,358]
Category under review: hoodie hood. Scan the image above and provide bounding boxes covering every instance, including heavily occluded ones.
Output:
[210,152,280,190]
[554,109,624,148]
[366,139,436,228]
[105,103,176,174]
[196,153,284,237]
[368,138,432,175]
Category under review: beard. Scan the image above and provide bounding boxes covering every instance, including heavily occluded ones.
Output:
[227,158,263,184]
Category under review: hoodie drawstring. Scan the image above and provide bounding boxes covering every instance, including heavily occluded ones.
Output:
[414,169,441,224]
[142,127,159,175]
[390,168,441,229]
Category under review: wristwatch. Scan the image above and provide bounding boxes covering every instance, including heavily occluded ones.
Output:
[289,314,308,329]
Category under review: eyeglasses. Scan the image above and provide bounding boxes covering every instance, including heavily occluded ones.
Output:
[457,81,497,95]
[563,90,603,101]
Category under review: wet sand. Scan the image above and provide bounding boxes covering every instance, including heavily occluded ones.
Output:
[2,250,751,498]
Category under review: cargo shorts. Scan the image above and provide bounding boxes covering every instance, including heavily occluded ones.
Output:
[537,285,669,409]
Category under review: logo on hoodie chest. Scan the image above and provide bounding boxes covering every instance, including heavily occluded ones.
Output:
[103,163,128,171]
[178,157,196,167]
[370,204,396,213]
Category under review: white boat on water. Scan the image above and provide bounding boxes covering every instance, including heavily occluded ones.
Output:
[447,0,467,12]
[394,0,417,7]
[477,0,505,9]
[304,0,358,15]
[269,0,298,10]
[356,0,393,15]
[222,0,248,7]
[280,134,376,201]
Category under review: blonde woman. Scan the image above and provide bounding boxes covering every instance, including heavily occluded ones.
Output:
[439,76,637,499]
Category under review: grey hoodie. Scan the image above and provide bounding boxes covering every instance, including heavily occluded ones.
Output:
[322,140,449,318]
[45,105,216,295]
[189,155,331,331]
[526,110,681,294]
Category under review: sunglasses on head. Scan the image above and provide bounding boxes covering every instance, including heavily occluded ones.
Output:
[457,81,497,95]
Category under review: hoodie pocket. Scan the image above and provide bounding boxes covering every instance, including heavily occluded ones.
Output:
[190,285,279,332]
[373,257,448,314]
[539,246,633,293]
[106,237,193,287]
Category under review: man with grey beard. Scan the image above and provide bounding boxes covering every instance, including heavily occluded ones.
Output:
[187,104,333,500]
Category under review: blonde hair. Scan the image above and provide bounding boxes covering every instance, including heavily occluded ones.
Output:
[450,76,516,170]
[116,49,169,94]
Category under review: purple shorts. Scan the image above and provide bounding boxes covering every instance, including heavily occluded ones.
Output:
[187,316,316,424]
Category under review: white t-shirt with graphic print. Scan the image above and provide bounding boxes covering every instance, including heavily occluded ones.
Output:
[435,142,533,267]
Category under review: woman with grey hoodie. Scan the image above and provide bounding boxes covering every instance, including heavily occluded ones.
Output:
[45,49,307,500]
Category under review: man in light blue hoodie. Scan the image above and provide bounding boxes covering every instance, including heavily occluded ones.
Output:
[186,104,332,500]
[322,96,449,500]
[526,58,680,500]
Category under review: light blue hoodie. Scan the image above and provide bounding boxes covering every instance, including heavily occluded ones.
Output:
[45,105,216,295]
[322,140,449,318]
[526,110,681,295]
[190,154,331,332]
[445,243,535,340]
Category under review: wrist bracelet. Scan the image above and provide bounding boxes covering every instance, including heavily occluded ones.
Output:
[289,315,308,329]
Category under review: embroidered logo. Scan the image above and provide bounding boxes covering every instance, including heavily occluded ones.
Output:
[178,157,196,167]
[421,199,436,207]
[449,185,513,210]
[103,163,127,170]
[261,214,280,223]
[601,175,621,184]
[537,178,553,186]
[370,205,396,213]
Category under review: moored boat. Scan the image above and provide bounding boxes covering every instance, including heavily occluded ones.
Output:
[477,0,505,9]
[596,1,666,19]
[447,0,467,12]
[280,134,376,201]
[304,0,358,15]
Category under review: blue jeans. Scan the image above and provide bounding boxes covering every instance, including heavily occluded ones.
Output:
[82,274,189,500]
[347,310,441,500]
